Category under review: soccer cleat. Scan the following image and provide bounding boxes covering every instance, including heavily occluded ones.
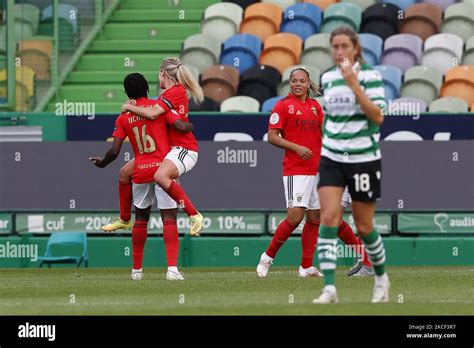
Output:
[101,218,132,232]
[130,269,143,281]
[166,269,184,281]
[256,252,273,278]
[372,278,390,303]
[352,264,375,276]
[189,213,203,236]
[312,287,339,304]
[347,257,363,276]
[298,265,323,278]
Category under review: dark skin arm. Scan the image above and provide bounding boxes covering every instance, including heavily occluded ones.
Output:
[89,137,124,168]
[173,119,194,133]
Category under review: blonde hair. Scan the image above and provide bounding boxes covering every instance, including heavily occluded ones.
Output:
[160,57,205,104]
[289,67,322,98]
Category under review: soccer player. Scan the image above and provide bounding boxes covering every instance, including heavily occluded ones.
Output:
[102,57,204,236]
[90,73,188,281]
[256,67,371,278]
[313,27,390,304]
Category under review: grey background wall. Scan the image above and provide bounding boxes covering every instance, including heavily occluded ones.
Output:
[0,141,473,210]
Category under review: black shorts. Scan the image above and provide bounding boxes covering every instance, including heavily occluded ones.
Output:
[318,156,382,202]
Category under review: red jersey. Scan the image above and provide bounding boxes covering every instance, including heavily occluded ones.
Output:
[268,93,324,176]
[113,97,173,184]
[156,83,199,152]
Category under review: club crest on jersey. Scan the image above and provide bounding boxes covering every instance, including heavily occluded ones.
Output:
[296,110,303,116]
[311,107,318,116]
[296,193,303,202]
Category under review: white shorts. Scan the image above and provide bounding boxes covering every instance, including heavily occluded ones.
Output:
[283,174,351,209]
[165,146,198,176]
[132,183,177,210]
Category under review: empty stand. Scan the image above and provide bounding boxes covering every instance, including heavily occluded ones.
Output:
[224,0,259,10]
[391,97,428,113]
[260,32,303,74]
[189,96,220,111]
[381,34,422,74]
[422,33,464,74]
[381,0,417,10]
[342,0,376,11]
[261,95,284,112]
[401,65,443,105]
[201,2,243,43]
[180,33,222,74]
[302,0,338,10]
[441,2,474,42]
[220,95,260,112]
[18,37,52,80]
[238,64,281,104]
[359,33,383,66]
[201,65,240,104]
[429,96,470,112]
[422,0,458,10]
[262,0,297,10]
[463,36,474,65]
[301,32,334,73]
[220,34,262,73]
[374,65,403,102]
[360,2,401,41]
[321,2,362,33]
[400,3,442,41]
[240,3,283,42]
[280,3,322,40]
[440,65,474,105]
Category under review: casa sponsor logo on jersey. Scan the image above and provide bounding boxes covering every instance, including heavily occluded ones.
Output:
[434,213,474,233]
[55,99,95,120]
[216,146,257,168]
[18,322,56,341]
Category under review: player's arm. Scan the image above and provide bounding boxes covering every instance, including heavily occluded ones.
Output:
[121,103,164,120]
[268,129,312,160]
[172,119,194,133]
[89,137,124,168]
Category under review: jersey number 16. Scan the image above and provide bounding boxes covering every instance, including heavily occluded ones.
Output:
[132,125,156,155]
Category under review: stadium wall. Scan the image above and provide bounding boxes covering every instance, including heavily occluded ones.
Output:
[0,236,472,268]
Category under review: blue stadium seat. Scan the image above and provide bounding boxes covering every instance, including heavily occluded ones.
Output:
[220,34,262,73]
[261,95,284,112]
[280,3,322,40]
[359,33,383,66]
[38,232,88,268]
[374,65,403,102]
[42,4,79,34]
[382,0,419,10]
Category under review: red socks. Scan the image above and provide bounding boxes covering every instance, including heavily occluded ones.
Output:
[301,220,320,269]
[165,181,198,217]
[163,219,179,267]
[337,220,372,267]
[266,219,297,258]
[132,220,148,270]
[119,181,132,222]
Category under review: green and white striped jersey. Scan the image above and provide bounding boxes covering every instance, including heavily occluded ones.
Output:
[321,63,386,163]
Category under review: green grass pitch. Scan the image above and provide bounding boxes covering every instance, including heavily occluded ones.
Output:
[1,266,473,315]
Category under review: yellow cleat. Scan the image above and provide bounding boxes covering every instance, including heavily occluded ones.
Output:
[189,213,203,236]
[101,218,132,232]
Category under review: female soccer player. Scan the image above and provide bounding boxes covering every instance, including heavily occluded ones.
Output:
[102,57,205,236]
[256,67,369,278]
[313,27,390,304]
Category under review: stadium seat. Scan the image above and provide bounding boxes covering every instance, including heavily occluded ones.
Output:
[238,64,281,104]
[382,0,417,11]
[189,96,220,111]
[321,3,362,33]
[441,2,474,42]
[301,33,334,73]
[201,2,243,43]
[422,0,458,11]
[0,70,31,111]
[220,95,261,112]
[38,232,88,268]
[262,0,297,10]
[302,0,338,10]
[429,96,469,112]
[14,4,40,36]
[201,65,240,104]
[401,65,443,105]
[39,4,79,51]
[180,34,222,74]
[280,3,322,41]
[360,3,401,41]
[342,0,376,11]
[374,65,403,102]
[224,0,259,10]
[259,33,303,74]
[440,65,474,105]
[359,33,383,66]
[463,36,474,65]
[220,34,262,73]
[240,3,283,42]
[262,95,284,112]
[391,97,428,113]
[380,34,422,74]
[277,64,321,96]
[18,37,53,80]
[422,33,464,75]
[400,3,443,41]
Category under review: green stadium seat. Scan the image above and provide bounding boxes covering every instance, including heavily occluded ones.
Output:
[441,2,474,42]
[429,97,469,113]
[277,64,321,96]
[321,3,362,33]
[301,33,334,74]
[463,36,474,65]
[180,33,221,74]
[14,4,40,35]
[67,70,157,84]
[38,232,88,268]
[220,95,260,112]
[342,0,376,11]
[401,65,442,105]
[120,0,220,10]
[54,84,158,103]
[201,2,243,44]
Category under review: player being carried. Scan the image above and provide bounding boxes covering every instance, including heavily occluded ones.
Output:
[90,73,192,281]
[101,57,204,236]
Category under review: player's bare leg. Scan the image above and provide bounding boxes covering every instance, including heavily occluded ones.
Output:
[102,160,134,232]
[154,159,203,236]
[352,201,390,303]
